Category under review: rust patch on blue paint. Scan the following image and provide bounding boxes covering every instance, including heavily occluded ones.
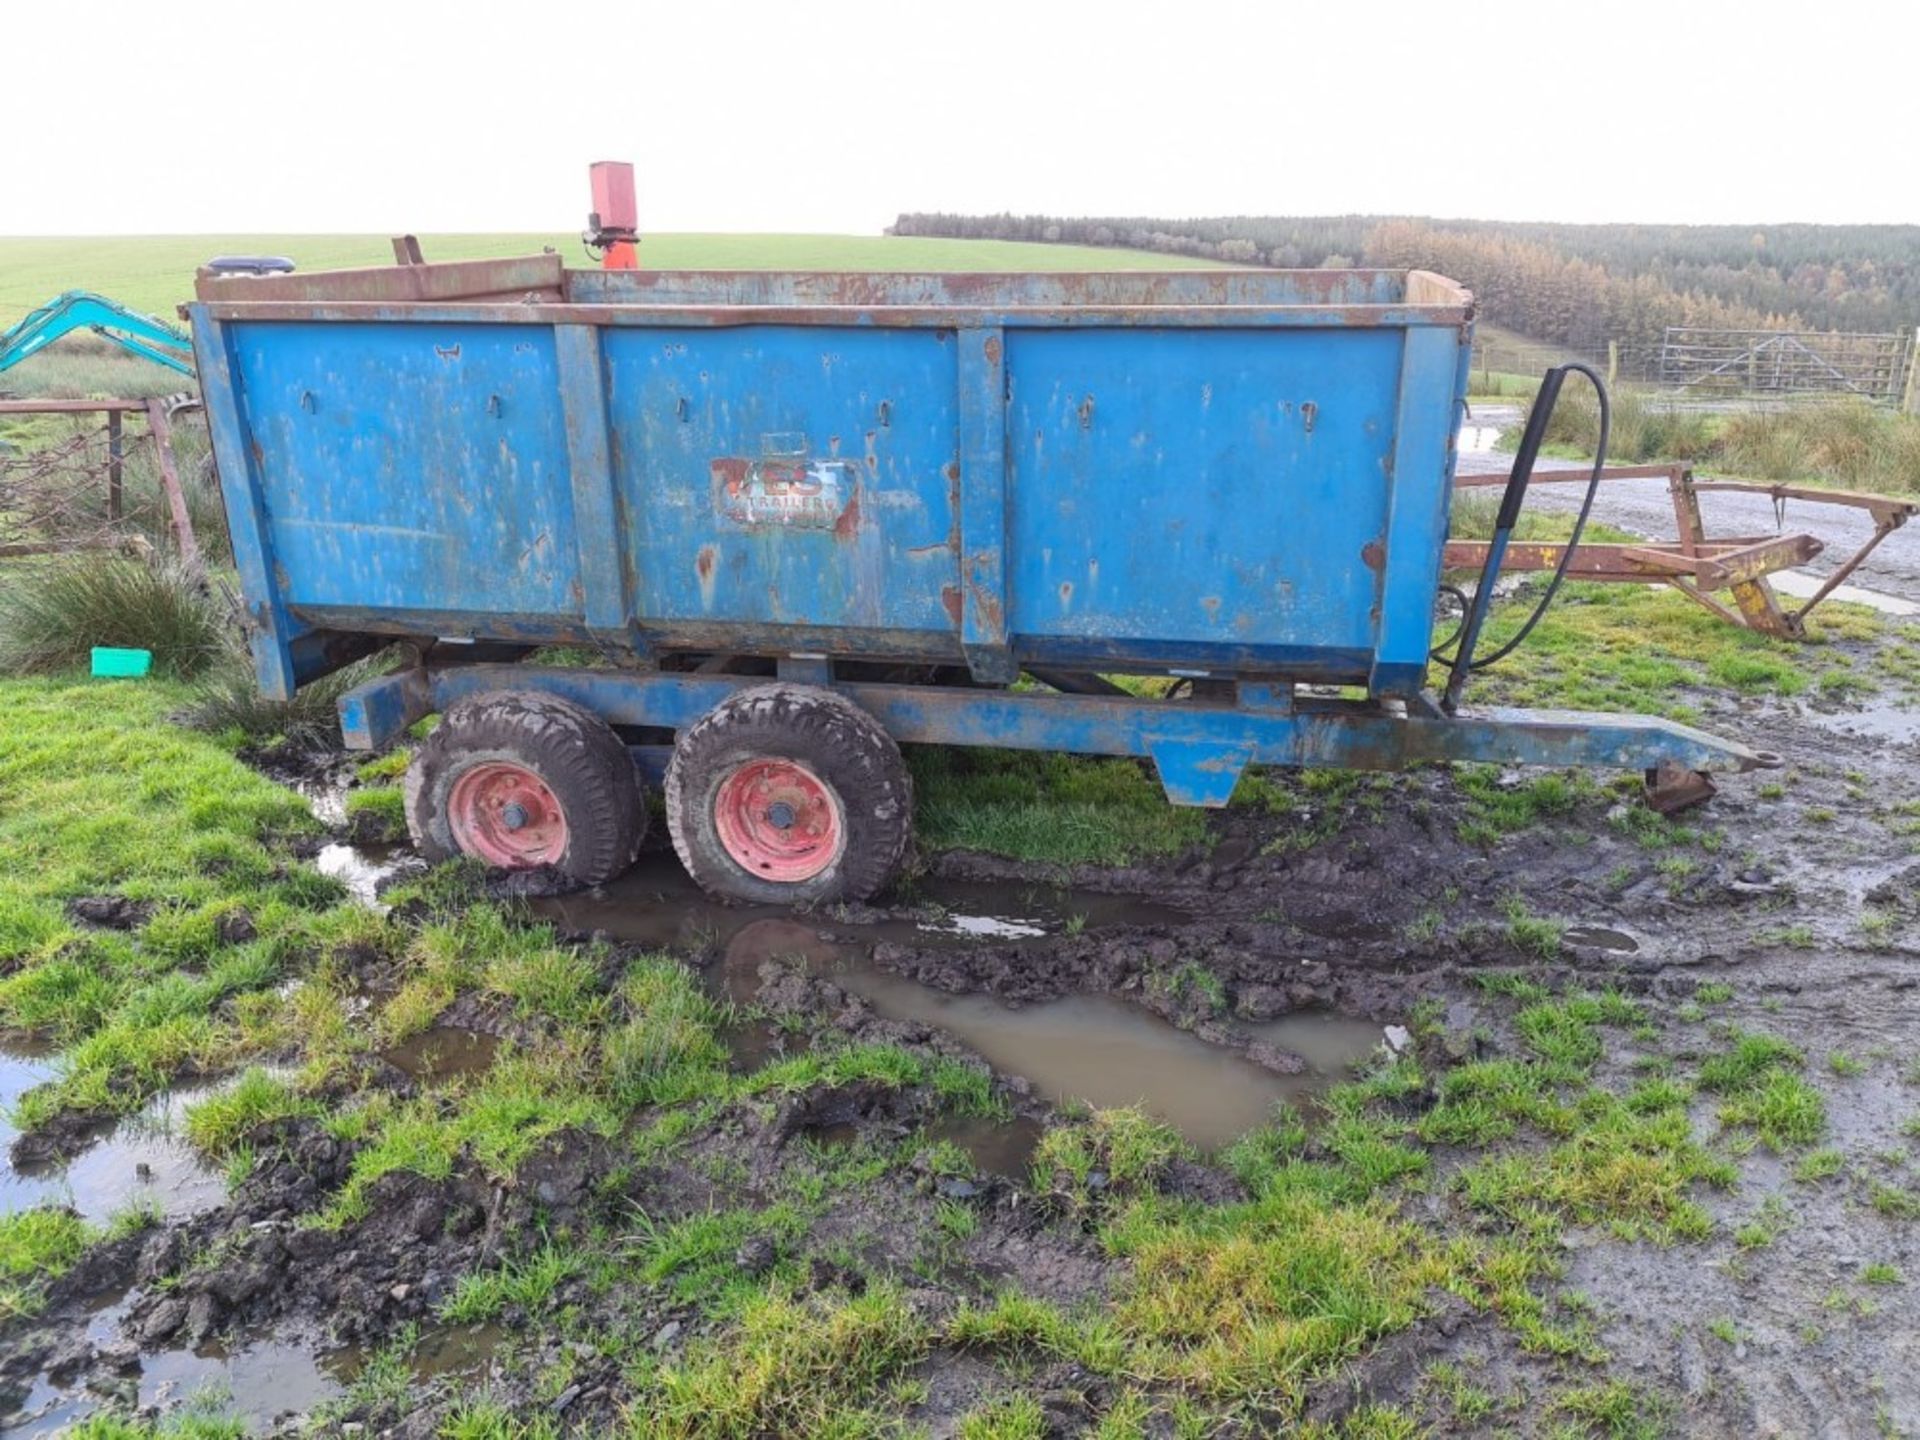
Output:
[695,544,719,610]
[833,489,863,541]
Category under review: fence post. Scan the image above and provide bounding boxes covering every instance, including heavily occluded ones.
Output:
[1607,340,1619,388]
[1906,328,1920,415]
[106,410,123,523]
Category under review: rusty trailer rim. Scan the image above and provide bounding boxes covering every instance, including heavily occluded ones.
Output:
[712,758,844,883]
[447,762,570,868]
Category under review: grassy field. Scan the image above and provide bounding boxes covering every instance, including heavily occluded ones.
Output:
[0,233,1212,328]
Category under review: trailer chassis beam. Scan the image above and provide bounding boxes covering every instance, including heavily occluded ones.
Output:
[340,664,1780,807]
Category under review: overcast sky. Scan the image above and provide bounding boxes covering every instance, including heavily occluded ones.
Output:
[4,0,1911,235]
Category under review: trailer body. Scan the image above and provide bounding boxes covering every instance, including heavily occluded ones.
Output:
[187,256,1772,868]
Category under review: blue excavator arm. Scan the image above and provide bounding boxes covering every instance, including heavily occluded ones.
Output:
[0,291,197,377]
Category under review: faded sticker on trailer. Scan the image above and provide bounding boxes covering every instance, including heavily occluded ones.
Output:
[710,456,858,529]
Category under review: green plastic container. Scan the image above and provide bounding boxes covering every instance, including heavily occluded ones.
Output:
[91,647,152,679]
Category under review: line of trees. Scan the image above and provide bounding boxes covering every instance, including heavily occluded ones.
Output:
[889,212,1920,355]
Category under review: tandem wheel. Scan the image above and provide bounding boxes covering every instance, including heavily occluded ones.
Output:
[404,691,648,886]
[665,683,913,905]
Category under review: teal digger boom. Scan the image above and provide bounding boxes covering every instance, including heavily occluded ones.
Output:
[186,162,1778,902]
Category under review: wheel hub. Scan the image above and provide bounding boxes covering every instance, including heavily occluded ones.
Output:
[712,758,843,882]
[447,763,568,868]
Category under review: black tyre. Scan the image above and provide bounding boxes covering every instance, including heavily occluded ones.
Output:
[404,690,646,885]
[665,684,912,904]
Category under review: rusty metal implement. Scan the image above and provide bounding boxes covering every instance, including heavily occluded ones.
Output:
[1447,463,1915,638]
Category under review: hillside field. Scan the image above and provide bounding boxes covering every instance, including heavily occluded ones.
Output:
[0,233,1211,328]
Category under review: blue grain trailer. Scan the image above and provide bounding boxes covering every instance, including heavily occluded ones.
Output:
[187,240,1776,901]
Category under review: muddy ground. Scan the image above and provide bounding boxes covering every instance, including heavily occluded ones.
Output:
[3,647,1918,1437]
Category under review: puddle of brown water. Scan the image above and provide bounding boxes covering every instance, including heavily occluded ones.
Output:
[316,841,418,908]
[1805,701,1920,746]
[137,1335,350,1422]
[721,1014,811,1073]
[829,958,1382,1152]
[531,854,1187,957]
[325,1320,506,1393]
[4,1280,348,1435]
[382,1026,500,1082]
[406,1321,506,1382]
[533,857,1379,1151]
[929,1114,1048,1178]
[6,1070,235,1227]
[0,1037,62,1213]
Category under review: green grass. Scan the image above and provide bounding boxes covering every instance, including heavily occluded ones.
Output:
[0,675,335,1115]
[0,232,1210,330]
[1466,369,1541,399]
[63,1404,248,1440]
[183,1066,322,1155]
[0,1208,94,1317]
[632,1281,934,1438]
[0,560,1899,1434]
[1464,577,1851,720]
[909,746,1209,865]
[1697,1030,1826,1151]
[439,1241,583,1323]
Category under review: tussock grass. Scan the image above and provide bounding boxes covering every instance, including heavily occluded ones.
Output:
[1032,1108,1188,1214]
[1718,400,1920,494]
[604,958,732,1107]
[438,1241,582,1323]
[1526,384,1717,464]
[1458,1103,1730,1244]
[948,1290,1122,1370]
[1100,1180,1448,1402]
[1517,384,1920,495]
[187,649,389,748]
[0,555,229,676]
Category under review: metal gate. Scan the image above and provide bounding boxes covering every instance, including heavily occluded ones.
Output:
[1658,327,1912,400]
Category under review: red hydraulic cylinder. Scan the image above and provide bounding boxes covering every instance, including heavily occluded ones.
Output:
[588,161,640,271]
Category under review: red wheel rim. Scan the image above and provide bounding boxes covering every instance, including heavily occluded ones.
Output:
[447,762,569,868]
[712,758,843,883]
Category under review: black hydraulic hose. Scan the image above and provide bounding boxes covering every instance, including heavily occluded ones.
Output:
[1439,363,1611,710]
[1429,583,1473,661]
[1471,364,1611,669]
